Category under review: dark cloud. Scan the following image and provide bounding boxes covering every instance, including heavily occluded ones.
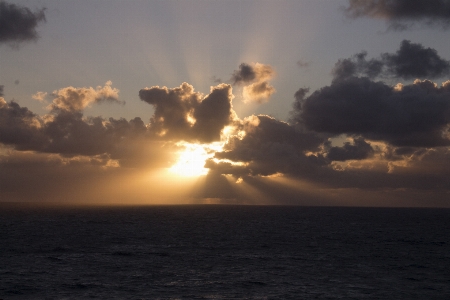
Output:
[292,77,450,147]
[0,98,136,156]
[210,115,327,177]
[139,83,199,139]
[332,40,450,80]
[139,83,236,143]
[206,112,450,191]
[325,137,375,161]
[332,51,384,80]
[0,1,46,44]
[231,63,256,84]
[0,82,141,161]
[219,115,324,158]
[0,98,46,151]
[382,40,450,79]
[192,84,235,142]
[0,85,3,97]
[230,63,276,103]
[43,112,130,156]
[344,0,450,30]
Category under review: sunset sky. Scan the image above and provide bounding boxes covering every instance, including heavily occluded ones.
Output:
[1,0,450,206]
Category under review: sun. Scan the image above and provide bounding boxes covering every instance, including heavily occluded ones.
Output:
[170,144,209,177]
[169,142,223,177]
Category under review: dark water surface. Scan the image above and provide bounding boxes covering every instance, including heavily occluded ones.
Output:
[1,204,449,299]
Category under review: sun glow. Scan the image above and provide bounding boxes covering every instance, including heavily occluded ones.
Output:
[169,142,223,177]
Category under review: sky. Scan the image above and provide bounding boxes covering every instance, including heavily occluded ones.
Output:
[1,0,450,207]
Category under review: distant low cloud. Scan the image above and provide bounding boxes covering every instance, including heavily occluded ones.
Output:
[297,60,310,68]
[49,81,122,112]
[344,0,450,30]
[210,76,222,84]
[332,40,450,80]
[0,1,46,44]
[231,63,276,104]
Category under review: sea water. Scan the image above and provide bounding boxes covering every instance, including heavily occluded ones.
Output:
[1,205,449,299]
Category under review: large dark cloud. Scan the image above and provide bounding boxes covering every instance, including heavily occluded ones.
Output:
[207,111,450,192]
[0,1,46,44]
[0,98,138,155]
[139,83,235,143]
[332,40,450,80]
[209,115,327,177]
[43,112,144,157]
[0,85,4,97]
[292,77,450,147]
[344,0,450,30]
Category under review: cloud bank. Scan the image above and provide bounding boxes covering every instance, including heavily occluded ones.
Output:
[2,56,450,205]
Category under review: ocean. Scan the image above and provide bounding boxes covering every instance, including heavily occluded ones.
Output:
[1,204,449,299]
